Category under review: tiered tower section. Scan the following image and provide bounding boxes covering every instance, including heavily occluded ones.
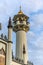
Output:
[13,7,30,64]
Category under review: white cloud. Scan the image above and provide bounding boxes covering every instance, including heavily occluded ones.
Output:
[27,31,36,40]
[21,0,43,14]
[29,49,43,65]
[26,9,43,65]
[30,13,43,32]
[34,32,43,49]
[27,31,37,45]
[0,0,43,22]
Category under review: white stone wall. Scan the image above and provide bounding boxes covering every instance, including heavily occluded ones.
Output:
[0,43,5,50]
[8,28,12,41]
[6,28,12,65]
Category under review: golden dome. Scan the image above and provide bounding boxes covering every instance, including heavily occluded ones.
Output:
[18,10,23,14]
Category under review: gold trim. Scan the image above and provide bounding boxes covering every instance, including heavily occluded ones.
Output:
[13,24,29,32]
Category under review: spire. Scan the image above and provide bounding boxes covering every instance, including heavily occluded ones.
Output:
[20,6,21,11]
[18,6,23,14]
[8,17,12,28]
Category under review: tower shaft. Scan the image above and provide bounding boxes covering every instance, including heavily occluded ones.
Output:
[8,28,12,65]
[6,17,12,65]
[16,30,28,64]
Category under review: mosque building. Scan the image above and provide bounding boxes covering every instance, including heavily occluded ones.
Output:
[0,7,33,65]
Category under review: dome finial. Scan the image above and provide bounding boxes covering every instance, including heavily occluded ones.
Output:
[18,6,23,14]
[20,6,21,11]
[8,17,12,28]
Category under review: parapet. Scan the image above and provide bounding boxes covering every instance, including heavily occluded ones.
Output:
[0,33,8,41]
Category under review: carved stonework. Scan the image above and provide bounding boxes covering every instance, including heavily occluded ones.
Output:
[0,48,5,55]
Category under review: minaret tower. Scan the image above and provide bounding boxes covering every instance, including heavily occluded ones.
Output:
[13,7,30,64]
[6,17,12,65]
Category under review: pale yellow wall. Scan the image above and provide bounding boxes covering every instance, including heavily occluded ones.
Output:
[0,54,5,65]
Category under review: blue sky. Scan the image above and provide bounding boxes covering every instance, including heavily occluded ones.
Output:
[0,0,43,65]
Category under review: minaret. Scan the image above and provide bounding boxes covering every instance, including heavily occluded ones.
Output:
[13,7,30,64]
[6,17,12,65]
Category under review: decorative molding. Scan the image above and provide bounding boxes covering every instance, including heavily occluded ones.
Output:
[0,38,7,45]
[8,41,13,44]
